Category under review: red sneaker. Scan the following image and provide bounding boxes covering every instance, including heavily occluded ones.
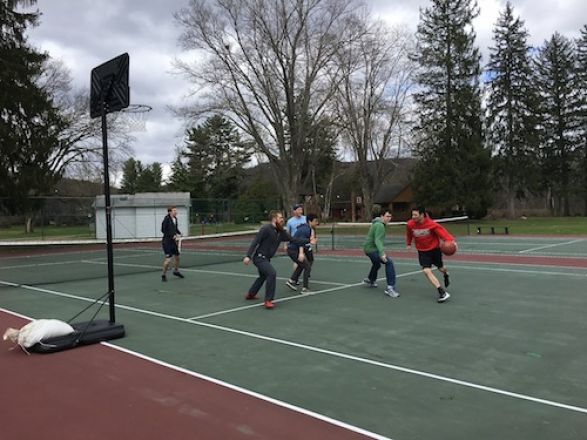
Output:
[245,293,257,300]
[264,300,274,309]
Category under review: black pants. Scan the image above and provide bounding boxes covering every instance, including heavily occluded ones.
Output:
[249,256,276,301]
[287,249,313,288]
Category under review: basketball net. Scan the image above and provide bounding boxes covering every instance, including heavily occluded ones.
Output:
[120,104,152,132]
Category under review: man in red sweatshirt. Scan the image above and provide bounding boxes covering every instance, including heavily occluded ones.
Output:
[406,207,454,303]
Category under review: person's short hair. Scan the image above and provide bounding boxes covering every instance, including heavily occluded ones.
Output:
[306,213,319,223]
[292,203,303,211]
[167,206,176,213]
[413,206,427,216]
[371,204,382,218]
[269,210,283,220]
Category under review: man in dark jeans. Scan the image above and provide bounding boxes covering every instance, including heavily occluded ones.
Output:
[161,206,184,282]
[243,210,312,309]
[363,206,399,298]
[285,213,320,293]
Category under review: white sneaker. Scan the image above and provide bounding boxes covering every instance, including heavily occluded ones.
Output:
[301,287,310,294]
[385,286,400,298]
[285,280,297,291]
[363,278,378,288]
[437,291,451,303]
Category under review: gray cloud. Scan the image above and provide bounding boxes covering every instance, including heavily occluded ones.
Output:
[26,0,587,171]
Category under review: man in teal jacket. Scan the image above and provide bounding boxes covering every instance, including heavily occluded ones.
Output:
[363,207,399,298]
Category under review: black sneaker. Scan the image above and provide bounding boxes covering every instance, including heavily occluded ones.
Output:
[443,273,450,288]
[438,291,451,303]
[173,271,184,279]
[161,275,167,282]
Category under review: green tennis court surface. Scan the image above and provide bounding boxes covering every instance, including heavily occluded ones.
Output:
[1,235,586,439]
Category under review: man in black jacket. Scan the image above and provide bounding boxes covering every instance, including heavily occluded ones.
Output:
[161,206,184,282]
[243,210,312,309]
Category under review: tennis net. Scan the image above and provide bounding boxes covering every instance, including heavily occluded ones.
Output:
[0,230,259,286]
[327,216,470,250]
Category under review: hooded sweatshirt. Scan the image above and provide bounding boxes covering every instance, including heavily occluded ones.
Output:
[406,217,454,251]
[363,217,386,256]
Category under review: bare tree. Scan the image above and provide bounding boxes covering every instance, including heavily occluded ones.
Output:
[333,21,416,219]
[41,59,134,185]
[174,0,364,207]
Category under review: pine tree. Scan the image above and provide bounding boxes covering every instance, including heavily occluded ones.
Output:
[167,156,192,192]
[179,116,252,199]
[576,25,587,215]
[535,33,581,216]
[411,0,491,217]
[0,0,65,229]
[120,158,139,194]
[485,2,540,218]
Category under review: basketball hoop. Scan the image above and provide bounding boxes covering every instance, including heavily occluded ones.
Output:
[119,104,152,132]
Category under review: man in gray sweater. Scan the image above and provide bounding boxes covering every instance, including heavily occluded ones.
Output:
[243,210,312,309]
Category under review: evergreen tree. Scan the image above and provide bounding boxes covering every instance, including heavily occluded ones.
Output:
[136,162,163,192]
[120,159,162,193]
[576,25,587,215]
[411,0,491,217]
[535,33,581,216]
[485,2,540,218]
[0,0,65,229]
[178,115,252,198]
[167,156,192,192]
[120,158,139,194]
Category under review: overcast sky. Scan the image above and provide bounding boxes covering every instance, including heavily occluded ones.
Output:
[26,0,586,175]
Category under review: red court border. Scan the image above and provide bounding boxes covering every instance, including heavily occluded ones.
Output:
[0,310,385,440]
[321,249,587,269]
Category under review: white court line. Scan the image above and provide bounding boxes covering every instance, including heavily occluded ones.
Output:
[0,307,390,440]
[449,264,587,277]
[518,238,585,254]
[1,295,585,416]
[189,270,424,320]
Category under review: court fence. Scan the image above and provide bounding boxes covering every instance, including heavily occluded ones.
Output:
[0,196,280,241]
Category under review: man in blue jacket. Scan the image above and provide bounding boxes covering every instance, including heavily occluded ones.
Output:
[285,213,319,293]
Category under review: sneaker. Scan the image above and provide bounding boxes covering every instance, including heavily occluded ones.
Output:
[301,287,310,294]
[264,300,274,309]
[245,292,257,300]
[384,286,400,298]
[443,273,450,288]
[173,271,184,279]
[161,275,167,282]
[285,280,297,291]
[363,278,378,288]
[438,291,451,303]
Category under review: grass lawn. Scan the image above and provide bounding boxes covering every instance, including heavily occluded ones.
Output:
[472,217,587,235]
[1,217,585,241]
[0,224,94,241]
[323,216,587,238]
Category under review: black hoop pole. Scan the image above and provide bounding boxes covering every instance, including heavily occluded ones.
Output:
[100,84,116,324]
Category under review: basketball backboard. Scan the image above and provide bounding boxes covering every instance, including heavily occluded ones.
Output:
[90,53,130,118]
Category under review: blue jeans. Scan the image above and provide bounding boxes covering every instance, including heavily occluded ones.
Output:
[365,251,396,287]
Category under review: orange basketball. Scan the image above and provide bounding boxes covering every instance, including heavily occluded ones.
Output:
[440,240,457,256]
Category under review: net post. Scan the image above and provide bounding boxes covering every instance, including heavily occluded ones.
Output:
[330,223,335,250]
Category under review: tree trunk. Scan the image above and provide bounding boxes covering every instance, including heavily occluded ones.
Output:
[25,216,34,234]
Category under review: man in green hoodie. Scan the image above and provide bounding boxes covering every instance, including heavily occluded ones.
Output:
[363,207,399,298]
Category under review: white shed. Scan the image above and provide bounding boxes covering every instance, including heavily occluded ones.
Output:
[95,192,190,239]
